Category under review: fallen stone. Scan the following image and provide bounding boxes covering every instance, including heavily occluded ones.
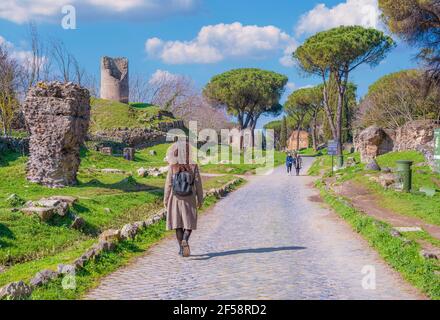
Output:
[81,248,97,261]
[137,167,147,177]
[101,168,126,174]
[366,159,381,171]
[48,196,77,205]
[96,241,115,253]
[394,227,423,233]
[379,173,396,188]
[57,264,76,275]
[103,208,111,214]
[149,150,157,156]
[30,269,59,287]
[21,206,55,222]
[70,216,85,230]
[120,223,139,240]
[99,229,121,243]
[390,229,402,238]
[420,250,438,260]
[0,281,32,300]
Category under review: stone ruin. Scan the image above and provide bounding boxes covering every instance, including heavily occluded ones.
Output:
[100,56,129,104]
[354,126,394,163]
[355,120,440,167]
[23,82,91,188]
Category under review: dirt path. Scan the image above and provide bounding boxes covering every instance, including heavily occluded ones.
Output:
[85,159,423,300]
[333,180,440,240]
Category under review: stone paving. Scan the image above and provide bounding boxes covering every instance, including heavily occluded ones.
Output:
[86,159,423,300]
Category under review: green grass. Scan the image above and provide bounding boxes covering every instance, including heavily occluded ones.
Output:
[89,98,176,133]
[317,180,440,299]
[0,142,248,290]
[29,179,244,300]
[202,149,286,175]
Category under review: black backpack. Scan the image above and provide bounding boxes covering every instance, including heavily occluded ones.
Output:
[172,169,195,197]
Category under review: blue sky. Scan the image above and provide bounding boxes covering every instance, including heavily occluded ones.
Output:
[0,0,420,128]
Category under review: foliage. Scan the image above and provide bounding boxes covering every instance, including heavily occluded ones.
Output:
[293,26,395,155]
[356,69,440,129]
[379,0,440,84]
[203,68,288,131]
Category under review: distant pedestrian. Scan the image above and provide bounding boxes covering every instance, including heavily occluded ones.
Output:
[164,140,204,258]
[286,153,294,175]
[294,153,303,176]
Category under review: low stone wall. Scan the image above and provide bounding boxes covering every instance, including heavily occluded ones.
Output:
[0,178,243,300]
[355,120,440,167]
[89,128,168,150]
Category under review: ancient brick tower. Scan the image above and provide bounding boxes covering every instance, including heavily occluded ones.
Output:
[100,56,129,103]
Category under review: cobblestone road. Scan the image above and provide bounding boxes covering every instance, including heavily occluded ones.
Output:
[86,159,422,300]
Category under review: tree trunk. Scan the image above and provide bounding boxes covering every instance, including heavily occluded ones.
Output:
[321,75,338,140]
[312,111,318,151]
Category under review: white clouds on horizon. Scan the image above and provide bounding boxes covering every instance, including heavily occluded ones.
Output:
[146,22,298,66]
[0,35,35,64]
[0,0,200,24]
[295,0,381,36]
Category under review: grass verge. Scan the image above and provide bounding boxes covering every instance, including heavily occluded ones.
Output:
[29,180,244,300]
[317,180,440,299]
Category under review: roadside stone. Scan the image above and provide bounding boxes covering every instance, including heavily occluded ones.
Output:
[366,159,381,171]
[390,229,402,238]
[137,167,147,177]
[57,264,76,275]
[70,216,85,230]
[48,195,77,205]
[96,241,116,253]
[379,173,396,188]
[420,250,438,260]
[101,168,126,174]
[30,269,59,287]
[121,223,139,240]
[99,229,121,243]
[394,227,423,233]
[354,126,394,163]
[149,150,157,156]
[104,208,112,214]
[0,281,32,300]
[21,206,55,222]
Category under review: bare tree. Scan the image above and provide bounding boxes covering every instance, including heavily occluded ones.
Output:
[0,45,21,136]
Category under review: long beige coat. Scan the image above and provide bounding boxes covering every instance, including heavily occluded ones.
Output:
[164,165,204,231]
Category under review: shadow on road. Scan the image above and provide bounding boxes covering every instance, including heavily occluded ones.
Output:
[190,246,306,261]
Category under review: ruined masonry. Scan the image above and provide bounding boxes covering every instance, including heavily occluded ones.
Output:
[100,56,129,103]
[23,82,91,188]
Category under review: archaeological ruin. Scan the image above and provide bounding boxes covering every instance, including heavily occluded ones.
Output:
[23,82,91,188]
[100,56,129,103]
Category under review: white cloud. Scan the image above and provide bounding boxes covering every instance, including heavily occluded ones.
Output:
[146,22,298,65]
[149,69,181,84]
[0,0,200,24]
[295,0,381,36]
[0,34,41,65]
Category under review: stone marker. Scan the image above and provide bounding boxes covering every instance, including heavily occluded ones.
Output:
[100,56,129,103]
[23,82,90,188]
[100,147,112,156]
[123,147,135,161]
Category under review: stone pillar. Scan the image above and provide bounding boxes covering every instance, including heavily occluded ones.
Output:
[123,147,135,161]
[100,56,129,104]
[23,82,91,188]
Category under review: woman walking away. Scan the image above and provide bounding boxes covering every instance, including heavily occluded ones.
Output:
[164,141,204,257]
[286,153,294,175]
[295,153,303,176]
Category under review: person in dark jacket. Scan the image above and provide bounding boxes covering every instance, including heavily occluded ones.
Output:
[286,153,294,175]
[294,153,303,176]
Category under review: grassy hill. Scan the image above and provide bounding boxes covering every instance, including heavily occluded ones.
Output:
[89,98,177,133]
